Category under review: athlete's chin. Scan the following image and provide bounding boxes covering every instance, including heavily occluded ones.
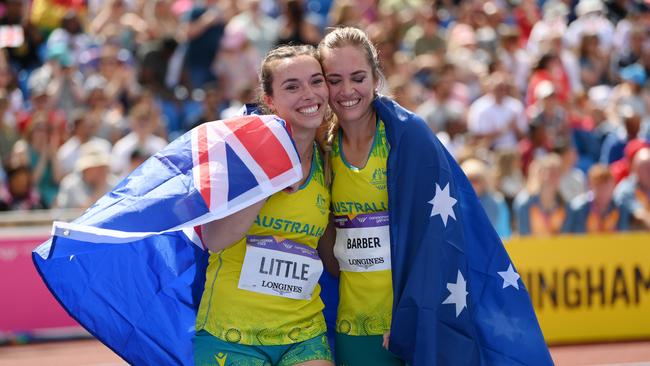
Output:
[334,109,365,124]
[291,116,325,130]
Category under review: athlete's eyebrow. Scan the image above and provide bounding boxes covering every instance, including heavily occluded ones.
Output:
[281,73,323,85]
[281,78,300,86]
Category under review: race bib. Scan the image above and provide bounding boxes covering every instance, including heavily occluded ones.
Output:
[238,235,323,300]
[333,211,391,272]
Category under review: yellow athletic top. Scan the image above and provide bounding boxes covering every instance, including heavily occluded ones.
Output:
[196,145,330,345]
[331,119,393,336]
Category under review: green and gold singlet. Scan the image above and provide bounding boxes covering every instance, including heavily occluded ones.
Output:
[331,119,393,336]
[196,145,330,345]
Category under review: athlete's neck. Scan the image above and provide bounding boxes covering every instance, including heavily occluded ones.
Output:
[292,126,316,162]
[287,125,315,191]
[339,109,377,147]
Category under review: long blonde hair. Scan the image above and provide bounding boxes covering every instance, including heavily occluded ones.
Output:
[316,27,384,155]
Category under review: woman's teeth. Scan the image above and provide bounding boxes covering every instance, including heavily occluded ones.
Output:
[340,99,360,107]
[298,105,319,115]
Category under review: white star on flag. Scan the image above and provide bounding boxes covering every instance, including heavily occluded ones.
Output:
[428,183,457,226]
[443,270,468,317]
[498,264,520,290]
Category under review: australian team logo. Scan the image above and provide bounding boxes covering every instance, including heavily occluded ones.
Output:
[316,193,328,215]
[370,168,387,190]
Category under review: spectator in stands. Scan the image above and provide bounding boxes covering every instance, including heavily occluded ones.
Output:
[572,85,615,169]
[467,71,527,151]
[1,140,42,210]
[137,37,178,95]
[0,0,45,72]
[611,26,644,77]
[0,90,19,166]
[56,141,118,209]
[19,66,68,137]
[600,105,643,164]
[511,0,539,45]
[275,0,321,47]
[96,45,141,107]
[416,62,469,135]
[432,102,468,159]
[328,0,364,28]
[496,25,530,97]
[461,158,511,239]
[607,63,649,129]
[212,22,260,101]
[614,147,650,230]
[90,0,147,50]
[228,0,279,58]
[555,143,587,204]
[46,44,85,118]
[566,164,630,233]
[0,61,24,114]
[46,10,91,67]
[527,0,568,57]
[187,82,227,129]
[0,165,44,211]
[23,113,63,208]
[576,32,610,90]
[403,6,446,57]
[527,52,572,106]
[84,74,127,144]
[56,109,111,177]
[610,139,650,184]
[220,86,255,120]
[514,153,569,236]
[565,0,615,53]
[519,118,551,177]
[178,0,229,89]
[141,0,179,42]
[527,80,571,149]
[111,101,167,177]
[494,149,526,211]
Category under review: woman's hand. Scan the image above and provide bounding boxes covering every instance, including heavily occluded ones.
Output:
[382,331,390,350]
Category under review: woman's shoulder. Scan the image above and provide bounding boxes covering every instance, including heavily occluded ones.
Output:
[375,96,433,141]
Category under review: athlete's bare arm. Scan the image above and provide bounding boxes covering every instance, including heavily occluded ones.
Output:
[318,218,340,277]
[201,199,266,252]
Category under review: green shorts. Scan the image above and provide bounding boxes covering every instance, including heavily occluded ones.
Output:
[334,333,404,366]
[194,330,333,366]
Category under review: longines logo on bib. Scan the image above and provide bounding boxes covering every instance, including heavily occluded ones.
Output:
[333,212,391,272]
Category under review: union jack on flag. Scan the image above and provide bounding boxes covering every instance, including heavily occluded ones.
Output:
[33,115,302,365]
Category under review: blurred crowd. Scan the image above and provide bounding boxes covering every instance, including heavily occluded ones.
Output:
[0,0,648,237]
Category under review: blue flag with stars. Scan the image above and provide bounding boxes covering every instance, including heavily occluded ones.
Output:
[374,96,553,366]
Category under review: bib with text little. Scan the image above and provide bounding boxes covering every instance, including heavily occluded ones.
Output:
[238,235,323,300]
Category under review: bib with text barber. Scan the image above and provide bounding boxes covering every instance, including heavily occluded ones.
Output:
[238,235,323,300]
[333,211,391,272]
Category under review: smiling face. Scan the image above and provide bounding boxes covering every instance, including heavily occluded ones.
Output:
[264,55,328,131]
[320,45,378,126]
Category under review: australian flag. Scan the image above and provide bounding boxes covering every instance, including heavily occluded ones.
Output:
[375,96,553,365]
[33,115,302,365]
